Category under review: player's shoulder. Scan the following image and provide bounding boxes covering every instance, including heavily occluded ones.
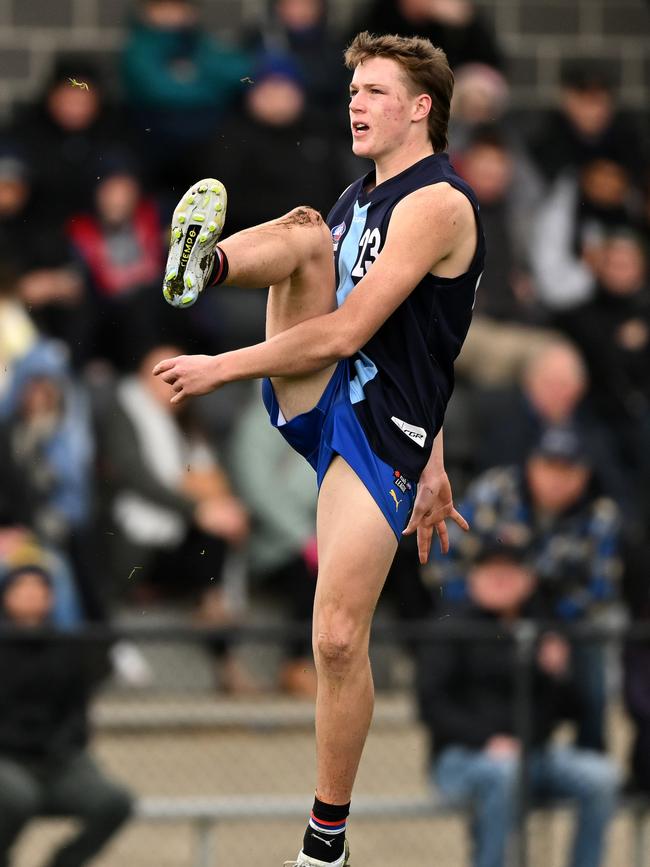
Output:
[398,181,474,219]
[390,182,475,241]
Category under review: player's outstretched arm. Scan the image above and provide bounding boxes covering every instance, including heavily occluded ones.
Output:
[153,184,473,404]
[402,429,469,563]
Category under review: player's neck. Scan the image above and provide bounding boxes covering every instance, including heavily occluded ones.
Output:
[373,140,435,188]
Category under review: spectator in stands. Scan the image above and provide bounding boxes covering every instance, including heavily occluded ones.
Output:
[205,54,348,234]
[527,59,645,186]
[556,231,650,521]
[99,342,251,690]
[436,425,623,752]
[448,63,510,152]
[452,126,549,387]
[0,532,82,630]
[0,149,35,276]
[66,151,216,370]
[418,538,620,867]
[242,0,348,121]
[0,559,133,867]
[351,0,504,71]
[475,340,629,510]
[0,145,87,362]
[193,53,350,358]
[12,55,124,222]
[0,340,102,619]
[530,156,641,312]
[122,0,249,192]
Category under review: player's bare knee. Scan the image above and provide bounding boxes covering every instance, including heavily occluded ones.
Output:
[274,206,331,266]
[314,610,368,672]
[315,631,356,672]
[281,206,323,229]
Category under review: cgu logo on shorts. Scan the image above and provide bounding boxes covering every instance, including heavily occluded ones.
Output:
[331,221,346,251]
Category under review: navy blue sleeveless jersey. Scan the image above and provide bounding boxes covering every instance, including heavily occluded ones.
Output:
[326,152,485,479]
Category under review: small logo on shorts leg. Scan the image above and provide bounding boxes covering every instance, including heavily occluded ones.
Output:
[393,469,411,494]
[389,489,402,511]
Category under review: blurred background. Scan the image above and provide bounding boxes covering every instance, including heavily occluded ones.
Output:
[0,1,649,866]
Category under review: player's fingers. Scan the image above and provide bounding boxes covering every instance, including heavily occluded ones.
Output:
[436,520,449,555]
[158,369,178,385]
[417,524,434,564]
[402,503,426,536]
[172,380,183,393]
[152,358,177,376]
[451,508,469,532]
[170,389,187,406]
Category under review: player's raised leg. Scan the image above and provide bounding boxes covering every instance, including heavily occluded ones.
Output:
[284,456,398,867]
[162,179,337,418]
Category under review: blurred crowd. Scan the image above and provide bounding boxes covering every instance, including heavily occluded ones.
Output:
[0,0,649,864]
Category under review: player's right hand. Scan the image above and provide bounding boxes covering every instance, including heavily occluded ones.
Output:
[402,470,469,562]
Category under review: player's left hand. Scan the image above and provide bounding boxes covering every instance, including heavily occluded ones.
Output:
[152,354,223,405]
[402,470,469,563]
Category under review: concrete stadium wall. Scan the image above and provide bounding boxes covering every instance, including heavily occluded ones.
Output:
[0,0,647,119]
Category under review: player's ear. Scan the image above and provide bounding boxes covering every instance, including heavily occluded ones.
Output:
[413,93,432,123]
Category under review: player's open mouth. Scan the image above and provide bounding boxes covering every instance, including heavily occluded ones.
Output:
[352,122,369,136]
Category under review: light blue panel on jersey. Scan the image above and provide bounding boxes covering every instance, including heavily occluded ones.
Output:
[349,351,378,405]
[335,201,378,404]
[336,200,369,306]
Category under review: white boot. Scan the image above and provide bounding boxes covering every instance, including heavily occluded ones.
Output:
[284,840,350,866]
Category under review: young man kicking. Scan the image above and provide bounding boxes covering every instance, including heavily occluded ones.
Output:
[155,31,484,867]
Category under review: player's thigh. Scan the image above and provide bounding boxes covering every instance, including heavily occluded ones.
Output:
[266,208,339,420]
[264,206,337,339]
[313,456,398,650]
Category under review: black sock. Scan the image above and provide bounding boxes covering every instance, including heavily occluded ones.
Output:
[207,245,229,286]
[302,795,349,862]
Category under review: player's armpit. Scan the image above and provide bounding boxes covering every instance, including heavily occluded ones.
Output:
[333,184,474,355]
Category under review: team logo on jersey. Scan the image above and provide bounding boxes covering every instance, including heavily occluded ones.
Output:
[391,416,427,447]
[331,221,346,251]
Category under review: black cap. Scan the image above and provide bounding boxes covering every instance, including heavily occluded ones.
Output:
[95,147,141,182]
[1,563,52,589]
[532,425,591,466]
[47,53,104,91]
[474,538,530,566]
[560,59,613,92]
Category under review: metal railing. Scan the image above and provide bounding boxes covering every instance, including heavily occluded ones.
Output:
[2,619,649,867]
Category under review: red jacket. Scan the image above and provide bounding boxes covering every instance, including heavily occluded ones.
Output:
[67,200,163,297]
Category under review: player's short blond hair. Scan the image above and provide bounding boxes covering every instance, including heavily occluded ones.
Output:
[345,31,454,153]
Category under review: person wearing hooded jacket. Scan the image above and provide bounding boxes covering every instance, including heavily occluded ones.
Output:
[0,340,101,619]
[0,561,133,867]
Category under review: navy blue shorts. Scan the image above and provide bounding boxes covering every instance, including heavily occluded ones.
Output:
[262,361,416,540]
